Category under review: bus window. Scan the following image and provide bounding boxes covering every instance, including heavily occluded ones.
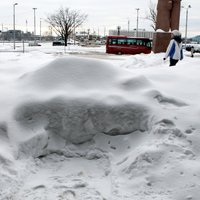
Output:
[146,41,152,48]
[127,38,137,45]
[136,40,144,46]
[118,39,127,45]
[109,38,117,45]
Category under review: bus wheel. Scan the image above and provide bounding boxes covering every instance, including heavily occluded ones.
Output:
[118,51,122,55]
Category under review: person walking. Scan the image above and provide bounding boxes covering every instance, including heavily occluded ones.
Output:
[163,30,183,66]
[191,46,195,57]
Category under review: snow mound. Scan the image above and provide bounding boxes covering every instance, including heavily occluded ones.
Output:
[12,57,155,158]
[2,47,200,200]
[19,57,121,91]
[14,97,150,158]
[12,57,191,159]
[119,75,152,90]
[6,56,191,161]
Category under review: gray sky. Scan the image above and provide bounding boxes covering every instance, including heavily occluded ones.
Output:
[0,0,198,37]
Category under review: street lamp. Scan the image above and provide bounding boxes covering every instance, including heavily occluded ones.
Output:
[136,8,140,37]
[127,18,130,36]
[26,19,28,33]
[87,29,90,40]
[73,16,76,45]
[13,3,18,50]
[33,7,37,41]
[183,5,191,47]
[40,18,42,42]
[117,26,121,35]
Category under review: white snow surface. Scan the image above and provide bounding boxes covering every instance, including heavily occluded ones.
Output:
[0,43,200,200]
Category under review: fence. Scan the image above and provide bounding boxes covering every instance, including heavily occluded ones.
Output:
[0,41,25,53]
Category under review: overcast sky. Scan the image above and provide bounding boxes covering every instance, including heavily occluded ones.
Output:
[0,0,198,37]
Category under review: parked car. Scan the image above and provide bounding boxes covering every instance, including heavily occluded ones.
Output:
[28,41,41,46]
[52,40,65,46]
[186,43,200,57]
[52,40,79,46]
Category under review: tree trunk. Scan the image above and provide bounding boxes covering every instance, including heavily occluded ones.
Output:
[64,34,68,46]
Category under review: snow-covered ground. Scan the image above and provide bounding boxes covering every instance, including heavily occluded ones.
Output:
[0,42,200,200]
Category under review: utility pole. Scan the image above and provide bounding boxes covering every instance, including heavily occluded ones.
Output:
[40,18,42,42]
[127,19,130,36]
[184,5,191,47]
[136,8,140,37]
[33,7,37,43]
[26,20,28,33]
[13,3,18,50]
[117,26,121,36]
[73,15,76,45]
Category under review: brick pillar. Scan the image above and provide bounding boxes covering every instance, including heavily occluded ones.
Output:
[152,32,172,53]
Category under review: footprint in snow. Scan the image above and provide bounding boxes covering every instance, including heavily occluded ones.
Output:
[58,190,76,200]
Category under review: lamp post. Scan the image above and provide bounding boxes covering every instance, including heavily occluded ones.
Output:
[26,20,28,33]
[117,26,121,35]
[13,3,18,50]
[33,7,37,42]
[184,5,191,47]
[136,8,140,37]
[87,29,90,40]
[40,18,42,42]
[127,18,130,36]
[73,15,76,45]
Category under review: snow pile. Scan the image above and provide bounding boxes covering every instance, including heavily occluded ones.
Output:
[0,44,200,200]
[13,57,152,158]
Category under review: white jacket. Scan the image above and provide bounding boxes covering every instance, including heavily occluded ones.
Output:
[165,39,183,60]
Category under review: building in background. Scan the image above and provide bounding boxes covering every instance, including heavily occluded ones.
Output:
[1,30,23,41]
[191,35,200,43]
[109,29,154,39]
[0,29,55,42]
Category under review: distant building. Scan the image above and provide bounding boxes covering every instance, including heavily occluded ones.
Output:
[2,30,23,41]
[0,30,47,41]
[109,29,154,39]
[191,35,200,43]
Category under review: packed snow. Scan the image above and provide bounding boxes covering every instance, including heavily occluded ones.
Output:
[0,42,200,200]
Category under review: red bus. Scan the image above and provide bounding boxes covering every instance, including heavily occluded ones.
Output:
[106,35,152,55]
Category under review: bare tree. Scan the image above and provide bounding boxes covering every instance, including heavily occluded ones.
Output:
[146,1,157,31]
[46,7,88,46]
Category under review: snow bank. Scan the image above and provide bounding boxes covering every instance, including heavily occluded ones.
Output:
[1,44,200,200]
[6,55,193,160]
[12,57,152,158]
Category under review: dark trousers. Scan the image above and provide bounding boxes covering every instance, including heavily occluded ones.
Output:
[170,58,178,66]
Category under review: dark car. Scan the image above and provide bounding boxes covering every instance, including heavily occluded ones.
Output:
[185,44,200,57]
[52,41,64,46]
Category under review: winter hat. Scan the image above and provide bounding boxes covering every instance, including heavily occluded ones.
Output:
[172,30,181,36]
